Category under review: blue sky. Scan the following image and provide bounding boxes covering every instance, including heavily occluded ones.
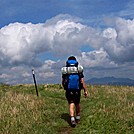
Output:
[0,0,134,84]
[0,0,132,28]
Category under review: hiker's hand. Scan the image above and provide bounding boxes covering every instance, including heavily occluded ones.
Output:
[84,91,88,98]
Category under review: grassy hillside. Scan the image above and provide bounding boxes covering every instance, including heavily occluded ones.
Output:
[0,84,134,134]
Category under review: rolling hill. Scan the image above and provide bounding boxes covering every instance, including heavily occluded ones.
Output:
[86,76,134,86]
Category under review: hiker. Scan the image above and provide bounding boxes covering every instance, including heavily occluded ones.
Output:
[61,56,88,127]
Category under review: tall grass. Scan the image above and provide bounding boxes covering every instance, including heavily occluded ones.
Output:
[0,84,134,134]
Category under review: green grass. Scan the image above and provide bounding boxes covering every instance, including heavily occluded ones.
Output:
[0,84,134,134]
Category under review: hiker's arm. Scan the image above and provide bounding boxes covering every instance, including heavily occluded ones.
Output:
[81,78,88,97]
[62,74,67,90]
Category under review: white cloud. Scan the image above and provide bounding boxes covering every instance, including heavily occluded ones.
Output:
[102,18,134,62]
[0,73,11,79]
[0,16,88,66]
[0,14,134,84]
[78,49,117,68]
[102,28,117,39]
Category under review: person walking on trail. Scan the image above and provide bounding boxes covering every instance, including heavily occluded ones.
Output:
[61,56,88,127]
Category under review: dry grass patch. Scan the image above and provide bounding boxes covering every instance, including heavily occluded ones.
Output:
[0,90,45,133]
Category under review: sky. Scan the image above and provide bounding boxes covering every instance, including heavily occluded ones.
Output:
[0,0,134,84]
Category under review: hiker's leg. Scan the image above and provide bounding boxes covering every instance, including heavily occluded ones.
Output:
[69,103,75,116]
[75,91,81,116]
[75,91,81,123]
[75,103,81,123]
[75,103,80,116]
[66,91,75,116]
[66,91,76,126]
[69,103,76,127]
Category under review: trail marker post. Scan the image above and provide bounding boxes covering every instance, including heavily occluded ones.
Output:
[32,69,39,97]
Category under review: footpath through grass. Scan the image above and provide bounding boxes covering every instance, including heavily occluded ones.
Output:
[0,84,134,134]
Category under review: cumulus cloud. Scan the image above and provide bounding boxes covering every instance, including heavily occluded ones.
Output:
[78,49,117,68]
[0,15,88,66]
[102,18,134,63]
[0,14,134,84]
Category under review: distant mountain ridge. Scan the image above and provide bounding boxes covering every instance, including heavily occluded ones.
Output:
[86,77,134,86]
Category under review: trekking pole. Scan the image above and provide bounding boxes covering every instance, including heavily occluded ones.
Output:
[32,69,39,97]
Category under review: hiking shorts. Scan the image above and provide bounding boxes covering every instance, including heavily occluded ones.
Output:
[66,90,81,104]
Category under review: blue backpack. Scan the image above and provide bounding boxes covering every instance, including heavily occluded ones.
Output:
[65,60,81,90]
[67,74,80,90]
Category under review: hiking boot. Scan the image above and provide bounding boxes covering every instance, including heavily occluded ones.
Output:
[71,120,76,127]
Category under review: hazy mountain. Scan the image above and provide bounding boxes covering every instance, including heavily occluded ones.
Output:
[86,77,134,86]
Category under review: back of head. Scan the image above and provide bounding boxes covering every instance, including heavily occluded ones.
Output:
[68,56,76,61]
[66,56,78,67]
